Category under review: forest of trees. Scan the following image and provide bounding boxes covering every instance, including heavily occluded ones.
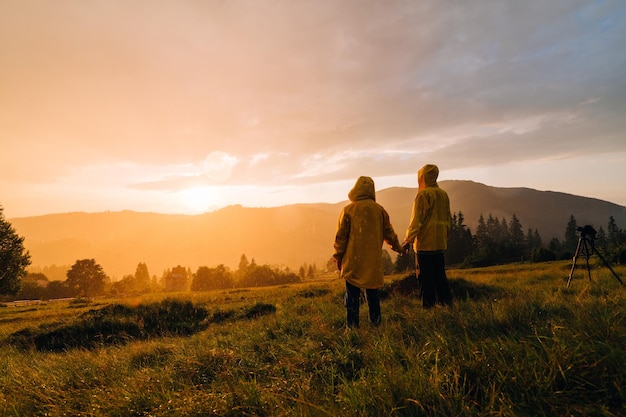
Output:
[2,209,626,302]
[386,212,626,274]
[444,212,541,268]
[2,254,304,301]
[426,212,626,269]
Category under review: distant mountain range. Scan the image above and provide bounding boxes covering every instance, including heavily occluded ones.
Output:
[10,180,626,280]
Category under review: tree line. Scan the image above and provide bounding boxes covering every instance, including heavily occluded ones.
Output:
[424,212,626,267]
[5,254,304,300]
[2,204,626,301]
[391,212,626,271]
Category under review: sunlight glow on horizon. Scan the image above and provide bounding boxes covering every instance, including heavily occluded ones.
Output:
[4,150,626,220]
[2,2,626,220]
[176,187,222,214]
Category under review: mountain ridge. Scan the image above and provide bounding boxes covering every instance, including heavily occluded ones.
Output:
[10,180,626,279]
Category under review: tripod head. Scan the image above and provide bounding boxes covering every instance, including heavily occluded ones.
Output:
[577,225,597,241]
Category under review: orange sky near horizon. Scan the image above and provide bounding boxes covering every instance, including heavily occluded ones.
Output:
[1,1,626,219]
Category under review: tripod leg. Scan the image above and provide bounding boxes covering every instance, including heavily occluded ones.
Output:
[567,237,583,288]
[590,244,625,286]
[583,240,592,282]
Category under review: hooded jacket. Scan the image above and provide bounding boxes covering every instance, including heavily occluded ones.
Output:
[405,164,451,252]
[334,176,402,289]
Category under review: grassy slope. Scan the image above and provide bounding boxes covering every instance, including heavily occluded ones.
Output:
[1,260,625,417]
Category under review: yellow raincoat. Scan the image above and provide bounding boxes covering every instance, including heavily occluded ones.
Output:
[405,165,451,252]
[334,176,402,289]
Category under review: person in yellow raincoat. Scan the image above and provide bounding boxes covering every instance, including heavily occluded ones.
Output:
[334,176,404,328]
[402,164,453,308]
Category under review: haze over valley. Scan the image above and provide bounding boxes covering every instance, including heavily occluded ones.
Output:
[10,180,626,280]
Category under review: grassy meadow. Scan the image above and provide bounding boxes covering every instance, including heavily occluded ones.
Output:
[1,260,625,416]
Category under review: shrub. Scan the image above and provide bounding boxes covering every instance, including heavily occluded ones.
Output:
[8,299,209,351]
[531,247,557,262]
[243,302,276,319]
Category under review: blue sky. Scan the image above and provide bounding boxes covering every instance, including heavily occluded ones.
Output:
[1,0,625,218]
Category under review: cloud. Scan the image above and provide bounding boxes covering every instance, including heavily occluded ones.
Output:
[1,0,626,215]
[201,151,239,183]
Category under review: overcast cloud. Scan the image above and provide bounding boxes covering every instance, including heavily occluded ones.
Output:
[1,0,625,217]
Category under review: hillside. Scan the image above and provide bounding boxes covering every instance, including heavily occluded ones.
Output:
[10,180,626,279]
[379,181,626,244]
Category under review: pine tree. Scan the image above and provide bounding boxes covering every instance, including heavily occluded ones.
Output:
[596,226,607,248]
[447,211,473,265]
[508,214,525,261]
[500,217,510,246]
[564,215,579,254]
[238,254,250,273]
[475,214,489,250]
[533,229,542,248]
[607,216,621,248]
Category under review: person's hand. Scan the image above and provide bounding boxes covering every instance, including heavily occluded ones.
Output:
[402,241,412,254]
[391,243,402,254]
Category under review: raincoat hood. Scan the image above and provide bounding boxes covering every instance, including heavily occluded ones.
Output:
[348,176,376,202]
[418,164,439,188]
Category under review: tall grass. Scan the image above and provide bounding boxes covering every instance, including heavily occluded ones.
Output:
[0,260,625,416]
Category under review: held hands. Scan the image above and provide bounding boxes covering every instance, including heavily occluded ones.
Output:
[401,241,412,255]
[392,241,412,255]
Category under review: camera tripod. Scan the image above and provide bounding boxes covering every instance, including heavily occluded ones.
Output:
[567,228,624,288]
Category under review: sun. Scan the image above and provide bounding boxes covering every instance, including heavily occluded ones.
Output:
[177,187,217,214]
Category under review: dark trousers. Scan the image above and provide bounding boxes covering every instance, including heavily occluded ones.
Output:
[417,251,453,308]
[345,281,381,328]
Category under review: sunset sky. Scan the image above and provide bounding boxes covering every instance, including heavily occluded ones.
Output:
[2,1,625,219]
